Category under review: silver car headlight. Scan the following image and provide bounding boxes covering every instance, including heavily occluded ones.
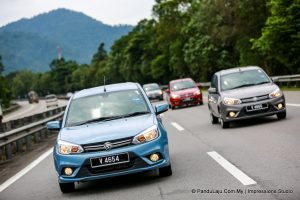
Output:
[57,140,84,155]
[269,88,282,98]
[223,97,242,105]
[132,125,159,144]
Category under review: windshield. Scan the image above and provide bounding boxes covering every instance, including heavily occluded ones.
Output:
[143,84,160,91]
[46,95,56,99]
[221,69,270,91]
[65,89,149,127]
[170,80,196,91]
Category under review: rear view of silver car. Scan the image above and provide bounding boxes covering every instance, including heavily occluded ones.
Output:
[208,66,286,128]
[45,94,58,108]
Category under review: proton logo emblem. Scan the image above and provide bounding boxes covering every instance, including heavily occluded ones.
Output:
[104,142,113,151]
[253,97,258,101]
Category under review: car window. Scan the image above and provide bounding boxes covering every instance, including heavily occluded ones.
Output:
[143,84,160,91]
[170,80,196,91]
[220,69,270,91]
[65,89,149,127]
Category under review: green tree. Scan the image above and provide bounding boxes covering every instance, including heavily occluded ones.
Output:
[252,0,300,74]
[11,70,37,98]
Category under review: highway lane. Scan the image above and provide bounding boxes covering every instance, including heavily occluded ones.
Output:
[1,92,300,200]
[3,100,68,122]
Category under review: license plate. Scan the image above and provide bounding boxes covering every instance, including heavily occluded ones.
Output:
[182,98,193,102]
[246,104,268,112]
[90,153,129,168]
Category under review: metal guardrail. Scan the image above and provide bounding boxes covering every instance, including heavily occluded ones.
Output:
[271,74,300,83]
[0,111,64,162]
[1,107,66,133]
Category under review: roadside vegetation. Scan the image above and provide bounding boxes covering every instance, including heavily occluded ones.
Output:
[3,0,300,98]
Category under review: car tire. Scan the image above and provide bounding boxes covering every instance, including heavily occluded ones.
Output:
[159,164,172,177]
[59,182,75,193]
[220,118,230,128]
[277,111,286,120]
[210,113,218,124]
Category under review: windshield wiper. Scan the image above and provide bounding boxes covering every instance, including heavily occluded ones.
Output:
[255,81,270,85]
[76,115,125,126]
[121,111,150,118]
[74,111,150,126]
[229,83,256,90]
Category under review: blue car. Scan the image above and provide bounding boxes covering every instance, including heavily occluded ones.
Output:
[47,82,172,193]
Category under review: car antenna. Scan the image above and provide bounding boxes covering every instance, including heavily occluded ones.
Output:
[103,76,107,92]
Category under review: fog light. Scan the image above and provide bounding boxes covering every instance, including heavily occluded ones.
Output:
[64,167,73,176]
[229,112,236,118]
[277,103,283,109]
[150,153,160,162]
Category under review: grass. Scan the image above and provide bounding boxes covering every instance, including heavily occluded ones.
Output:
[280,86,300,91]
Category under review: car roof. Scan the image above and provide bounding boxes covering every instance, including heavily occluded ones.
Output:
[46,94,56,97]
[73,82,139,99]
[218,66,262,76]
[170,78,194,84]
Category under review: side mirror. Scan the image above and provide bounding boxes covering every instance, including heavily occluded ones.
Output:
[155,103,169,115]
[208,87,217,94]
[165,89,170,94]
[46,121,61,131]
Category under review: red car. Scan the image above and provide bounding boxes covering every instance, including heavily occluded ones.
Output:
[166,78,203,109]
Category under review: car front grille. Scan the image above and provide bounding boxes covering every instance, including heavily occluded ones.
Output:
[180,93,194,98]
[241,94,269,103]
[76,154,148,176]
[82,137,133,152]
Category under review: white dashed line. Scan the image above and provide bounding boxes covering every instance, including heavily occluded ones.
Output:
[286,103,300,107]
[207,151,257,186]
[171,122,184,131]
[0,148,53,193]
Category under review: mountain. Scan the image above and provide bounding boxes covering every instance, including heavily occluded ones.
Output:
[0,8,133,74]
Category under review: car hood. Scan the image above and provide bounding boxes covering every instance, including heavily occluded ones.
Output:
[221,83,279,99]
[172,88,198,95]
[59,114,155,145]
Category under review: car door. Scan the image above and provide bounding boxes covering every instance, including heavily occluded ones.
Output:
[208,74,220,116]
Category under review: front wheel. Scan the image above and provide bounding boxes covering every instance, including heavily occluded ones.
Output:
[277,111,286,120]
[220,118,230,129]
[159,164,172,177]
[210,113,218,124]
[59,182,75,193]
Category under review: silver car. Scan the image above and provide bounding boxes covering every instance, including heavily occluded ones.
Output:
[143,83,163,101]
[208,66,286,128]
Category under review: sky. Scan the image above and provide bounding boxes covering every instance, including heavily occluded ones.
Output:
[0,0,156,27]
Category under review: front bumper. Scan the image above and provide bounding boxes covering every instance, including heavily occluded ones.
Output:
[53,137,170,183]
[170,94,203,107]
[220,96,286,122]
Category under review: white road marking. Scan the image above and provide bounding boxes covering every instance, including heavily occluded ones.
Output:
[207,151,257,186]
[171,122,184,131]
[0,148,53,193]
[286,103,300,107]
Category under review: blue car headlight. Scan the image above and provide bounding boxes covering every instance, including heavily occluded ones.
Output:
[57,140,84,155]
[132,125,159,144]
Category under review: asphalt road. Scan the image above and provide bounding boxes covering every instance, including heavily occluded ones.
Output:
[1,92,300,200]
[3,100,68,122]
